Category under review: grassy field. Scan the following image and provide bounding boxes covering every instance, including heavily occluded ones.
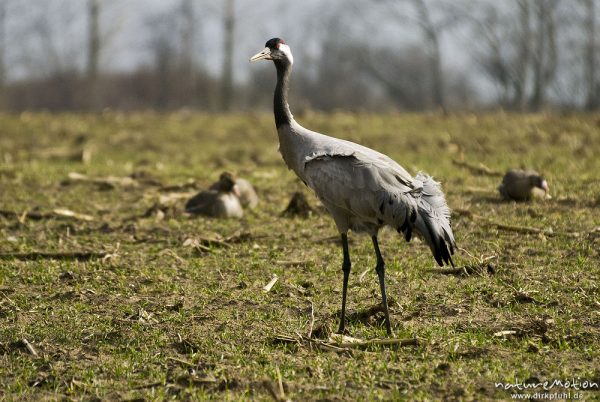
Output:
[0,112,599,401]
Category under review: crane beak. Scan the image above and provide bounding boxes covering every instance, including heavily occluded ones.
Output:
[250,47,271,62]
[540,180,549,195]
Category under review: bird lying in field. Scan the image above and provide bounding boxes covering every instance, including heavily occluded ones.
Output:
[498,169,549,201]
[251,38,456,335]
[210,172,258,209]
[185,172,243,218]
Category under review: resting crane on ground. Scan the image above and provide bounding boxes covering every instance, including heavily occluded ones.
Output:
[185,172,244,218]
[251,38,456,335]
[498,169,549,201]
[210,172,259,209]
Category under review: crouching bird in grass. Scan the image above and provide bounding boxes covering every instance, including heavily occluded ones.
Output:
[498,169,550,201]
[250,38,456,335]
[210,172,259,209]
[185,172,244,218]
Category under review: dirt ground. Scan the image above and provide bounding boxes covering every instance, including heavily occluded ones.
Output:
[0,112,599,400]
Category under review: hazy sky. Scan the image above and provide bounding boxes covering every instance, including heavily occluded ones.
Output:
[3,0,593,105]
[4,0,470,81]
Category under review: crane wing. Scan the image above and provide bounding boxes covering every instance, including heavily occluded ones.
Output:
[299,128,415,187]
[303,152,420,227]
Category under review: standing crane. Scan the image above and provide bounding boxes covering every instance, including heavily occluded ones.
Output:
[250,38,456,335]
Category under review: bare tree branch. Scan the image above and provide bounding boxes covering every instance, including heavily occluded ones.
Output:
[584,0,598,109]
[220,0,235,111]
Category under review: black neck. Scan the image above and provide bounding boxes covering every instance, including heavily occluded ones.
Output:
[274,60,292,128]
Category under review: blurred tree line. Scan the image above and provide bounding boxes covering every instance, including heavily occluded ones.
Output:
[0,0,597,112]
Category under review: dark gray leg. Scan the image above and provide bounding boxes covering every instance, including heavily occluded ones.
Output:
[372,235,392,335]
[337,233,351,334]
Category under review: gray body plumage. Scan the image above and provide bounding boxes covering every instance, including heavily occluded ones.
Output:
[278,120,456,266]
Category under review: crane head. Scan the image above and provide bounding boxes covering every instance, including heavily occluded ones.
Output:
[217,172,239,196]
[530,174,549,196]
[250,38,293,64]
[538,178,549,195]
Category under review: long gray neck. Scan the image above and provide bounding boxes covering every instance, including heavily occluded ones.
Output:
[274,60,293,128]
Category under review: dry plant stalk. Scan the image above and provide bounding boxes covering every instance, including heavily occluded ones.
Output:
[274,332,419,352]
[52,208,94,222]
[0,251,108,261]
[158,248,188,266]
[307,301,315,338]
[0,208,94,222]
[452,159,503,177]
[276,366,286,401]
[459,210,582,238]
[67,172,138,188]
[328,333,419,349]
[263,275,279,292]
[21,339,38,357]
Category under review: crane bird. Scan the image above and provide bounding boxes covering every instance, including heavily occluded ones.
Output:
[498,169,549,201]
[185,172,244,218]
[251,38,456,335]
[210,172,259,209]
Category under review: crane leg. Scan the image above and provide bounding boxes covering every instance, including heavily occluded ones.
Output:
[372,236,392,335]
[337,233,351,334]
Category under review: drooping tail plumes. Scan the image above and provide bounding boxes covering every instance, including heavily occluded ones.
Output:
[413,173,456,267]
